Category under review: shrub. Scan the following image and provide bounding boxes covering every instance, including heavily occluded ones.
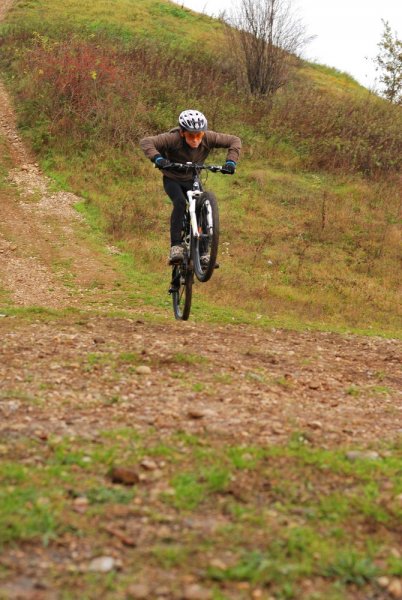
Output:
[265,79,402,175]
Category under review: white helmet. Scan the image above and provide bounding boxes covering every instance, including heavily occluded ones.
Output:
[178,109,208,132]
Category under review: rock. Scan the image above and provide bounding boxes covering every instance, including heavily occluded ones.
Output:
[93,336,106,344]
[377,576,390,588]
[140,458,158,471]
[388,579,402,599]
[187,407,208,419]
[346,450,380,462]
[88,556,116,573]
[136,365,152,375]
[126,583,151,598]
[183,584,212,600]
[109,466,140,486]
[308,420,323,430]
[209,558,227,570]
[73,497,89,513]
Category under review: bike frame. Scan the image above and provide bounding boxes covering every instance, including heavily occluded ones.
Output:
[170,163,223,241]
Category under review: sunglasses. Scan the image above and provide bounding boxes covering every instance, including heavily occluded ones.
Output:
[184,131,205,140]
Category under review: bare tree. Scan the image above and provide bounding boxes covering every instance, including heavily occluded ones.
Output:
[225,0,311,97]
[374,20,402,105]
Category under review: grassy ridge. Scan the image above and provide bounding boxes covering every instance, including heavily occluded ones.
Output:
[0,0,401,335]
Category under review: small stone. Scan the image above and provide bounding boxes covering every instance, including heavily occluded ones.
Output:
[187,407,207,419]
[377,576,390,588]
[109,466,140,486]
[308,382,320,390]
[209,558,227,570]
[136,365,152,375]
[126,583,151,599]
[93,337,105,344]
[183,584,212,600]
[73,497,89,513]
[140,458,158,471]
[308,420,323,430]
[388,579,402,599]
[346,450,380,462]
[88,556,115,573]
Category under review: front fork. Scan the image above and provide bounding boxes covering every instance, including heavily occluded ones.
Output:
[187,190,212,238]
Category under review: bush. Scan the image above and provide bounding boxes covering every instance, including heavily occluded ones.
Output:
[265,79,402,175]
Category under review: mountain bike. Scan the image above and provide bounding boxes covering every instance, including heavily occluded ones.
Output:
[167,162,228,320]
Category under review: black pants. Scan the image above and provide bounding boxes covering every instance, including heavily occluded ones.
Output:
[163,177,193,247]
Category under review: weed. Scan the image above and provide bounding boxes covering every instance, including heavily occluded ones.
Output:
[86,486,135,505]
[323,550,379,585]
[0,486,61,546]
[345,385,361,397]
[171,352,208,365]
[192,382,206,392]
[152,544,188,568]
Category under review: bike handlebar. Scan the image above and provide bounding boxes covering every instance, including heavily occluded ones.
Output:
[163,162,229,174]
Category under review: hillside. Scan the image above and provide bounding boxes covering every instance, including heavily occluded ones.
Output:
[1,0,402,335]
[0,1,402,599]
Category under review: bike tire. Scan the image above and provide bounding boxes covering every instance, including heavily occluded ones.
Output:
[172,263,193,321]
[192,192,219,283]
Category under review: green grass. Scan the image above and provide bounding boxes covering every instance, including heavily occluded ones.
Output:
[4,0,225,55]
[0,427,400,596]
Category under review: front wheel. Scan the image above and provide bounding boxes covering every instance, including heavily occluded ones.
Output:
[171,263,193,320]
[192,192,219,283]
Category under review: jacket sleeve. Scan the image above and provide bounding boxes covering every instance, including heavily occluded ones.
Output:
[139,132,178,161]
[206,131,242,163]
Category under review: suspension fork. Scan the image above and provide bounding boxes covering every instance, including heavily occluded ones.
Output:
[186,190,213,237]
[187,190,202,238]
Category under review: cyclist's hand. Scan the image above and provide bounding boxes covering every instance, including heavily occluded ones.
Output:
[222,160,236,175]
[153,155,172,169]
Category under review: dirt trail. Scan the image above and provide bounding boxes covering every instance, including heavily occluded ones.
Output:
[0,56,124,307]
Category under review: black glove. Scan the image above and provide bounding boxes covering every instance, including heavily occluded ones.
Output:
[153,155,172,169]
[222,160,236,174]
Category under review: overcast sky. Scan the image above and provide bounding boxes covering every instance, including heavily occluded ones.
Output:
[175,0,402,90]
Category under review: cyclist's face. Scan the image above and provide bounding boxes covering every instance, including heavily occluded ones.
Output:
[181,130,205,148]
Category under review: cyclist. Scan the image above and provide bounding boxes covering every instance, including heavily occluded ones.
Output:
[140,109,241,264]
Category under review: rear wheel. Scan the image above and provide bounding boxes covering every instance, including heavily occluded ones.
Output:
[193,192,219,283]
[171,263,193,320]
